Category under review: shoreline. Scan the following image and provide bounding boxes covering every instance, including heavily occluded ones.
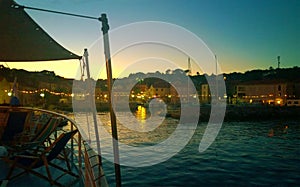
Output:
[48,104,300,122]
[166,105,300,122]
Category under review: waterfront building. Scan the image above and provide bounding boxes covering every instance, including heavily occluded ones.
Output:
[0,77,11,104]
[147,82,171,99]
[200,77,227,104]
[235,80,299,106]
[201,84,210,103]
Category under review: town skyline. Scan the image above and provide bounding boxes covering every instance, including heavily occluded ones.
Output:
[2,63,299,80]
[1,64,299,107]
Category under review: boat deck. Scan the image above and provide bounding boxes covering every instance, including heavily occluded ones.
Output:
[0,156,83,187]
[0,106,108,187]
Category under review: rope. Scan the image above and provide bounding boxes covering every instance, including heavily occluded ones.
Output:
[13,4,100,21]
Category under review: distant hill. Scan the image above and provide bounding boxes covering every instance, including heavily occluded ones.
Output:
[223,66,300,83]
[0,65,73,93]
[1,64,299,91]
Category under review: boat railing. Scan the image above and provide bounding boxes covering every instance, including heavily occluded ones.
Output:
[0,106,108,187]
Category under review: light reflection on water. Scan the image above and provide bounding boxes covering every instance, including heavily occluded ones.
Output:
[135,105,147,122]
[74,106,300,186]
[94,106,178,146]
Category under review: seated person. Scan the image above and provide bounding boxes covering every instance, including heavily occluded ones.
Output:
[10,96,20,106]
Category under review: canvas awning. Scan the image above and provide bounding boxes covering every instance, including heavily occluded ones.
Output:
[0,0,81,62]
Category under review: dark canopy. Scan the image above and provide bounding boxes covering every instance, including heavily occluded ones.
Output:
[0,0,81,62]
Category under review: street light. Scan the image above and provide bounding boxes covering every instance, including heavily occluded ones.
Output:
[40,92,45,108]
[40,93,45,98]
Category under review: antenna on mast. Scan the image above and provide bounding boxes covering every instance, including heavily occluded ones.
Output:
[277,56,280,69]
[215,54,219,100]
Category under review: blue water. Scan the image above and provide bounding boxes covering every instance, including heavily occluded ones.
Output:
[101,118,300,186]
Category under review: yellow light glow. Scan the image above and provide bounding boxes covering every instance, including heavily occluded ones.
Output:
[136,106,147,121]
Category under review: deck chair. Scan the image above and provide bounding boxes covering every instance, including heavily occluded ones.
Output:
[5,117,60,152]
[0,109,9,139]
[28,113,53,137]
[0,111,30,145]
[5,130,79,186]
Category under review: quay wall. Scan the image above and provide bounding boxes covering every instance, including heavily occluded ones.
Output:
[199,105,300,122]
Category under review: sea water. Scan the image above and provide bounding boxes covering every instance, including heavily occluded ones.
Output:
[77,111,300,186]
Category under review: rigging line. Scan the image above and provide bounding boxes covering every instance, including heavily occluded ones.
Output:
[85,111,92,144]
[5,62,10,68]
[79,55,92,143]
[14,4,100,21]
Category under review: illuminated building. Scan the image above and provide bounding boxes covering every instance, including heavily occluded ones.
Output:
[235,81,299,106]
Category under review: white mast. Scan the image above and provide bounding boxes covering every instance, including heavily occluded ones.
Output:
[188,57,191,76]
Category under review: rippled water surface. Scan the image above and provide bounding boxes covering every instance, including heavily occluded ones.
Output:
[75,111,300,186]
